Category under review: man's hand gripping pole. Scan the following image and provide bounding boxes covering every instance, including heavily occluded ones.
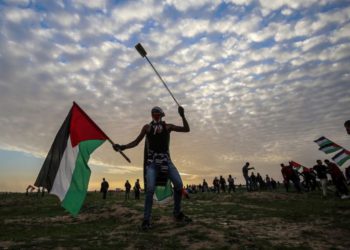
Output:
[107,138,131,163]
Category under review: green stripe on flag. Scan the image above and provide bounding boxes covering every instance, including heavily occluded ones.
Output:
[62,139,105,216]
[319,144,342,154]
[315,138,332,147]
[154,180,173,203]
[337,155,350,166]
[333,150,350,166]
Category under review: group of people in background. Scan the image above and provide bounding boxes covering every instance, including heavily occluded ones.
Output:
[100,178,141,201]
[241,162,278,192]
[25,184,46,197]
[211,175,236,193]
[99,159,350,200]
[98,120,350,201]
[280,159,349,199]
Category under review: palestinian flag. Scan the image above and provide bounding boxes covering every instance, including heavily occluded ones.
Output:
[314,136,333,147]
[332,149,350,166]
[290,161,306,172]
[319,142,342,154]
[153,180,173,204]
[35,102,108,216]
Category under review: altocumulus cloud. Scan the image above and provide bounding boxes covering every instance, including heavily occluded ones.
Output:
[0,0,350,191]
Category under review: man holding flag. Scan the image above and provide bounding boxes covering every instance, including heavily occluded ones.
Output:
[324,159,349,199]
[313,160,328,198]
[113,106,191,230]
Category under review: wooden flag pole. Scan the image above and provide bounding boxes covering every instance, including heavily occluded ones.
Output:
[107,138,131,163]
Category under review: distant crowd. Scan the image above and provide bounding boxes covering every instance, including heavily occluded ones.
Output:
[23,120,350,203]
[24,159,350,201]
[279,159,350,199]
[95,157,350,202]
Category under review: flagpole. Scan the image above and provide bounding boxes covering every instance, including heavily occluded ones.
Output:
[107,138,131,163]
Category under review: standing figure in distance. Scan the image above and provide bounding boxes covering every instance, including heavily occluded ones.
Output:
[100,178,109,200]
[134,179,141,200]
[242,162,254,192]
[124,180,131,201]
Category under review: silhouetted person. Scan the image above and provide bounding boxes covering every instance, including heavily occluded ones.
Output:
[125,180,131,200]
[242,162,254,191]
[113,106,191,230]
[309,168,320,191]
[271,178,277,190]
[288,162,302,193]
[281,163,291,192]
[227,175,235,193]
[300,167,310,192]
[26,185,35,196]
[100,178,109,199]
[219,175,226,193]
[325,159,349,198]
[313,160,328,198]
[256,173,265,190]
[213,177,220,193]
[266,175,272,190]
[134,179,141,200]
[202,179,209,192]
[250,172,257,191]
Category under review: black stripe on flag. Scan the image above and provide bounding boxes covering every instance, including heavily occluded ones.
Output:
[34,108,72,191]
[319,142,338,151]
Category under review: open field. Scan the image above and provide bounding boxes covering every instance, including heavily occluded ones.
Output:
[1,188,350,250]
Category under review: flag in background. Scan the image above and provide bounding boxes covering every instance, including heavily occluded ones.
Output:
[35,102,108,216]
[290,161,307,172]
[319,143,342,154]
[314,136,333,147]
[332,149,350,166]
[314,136,342,154]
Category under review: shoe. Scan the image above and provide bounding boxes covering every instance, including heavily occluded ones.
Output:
[141,220,151,230]
[174,212,192,223]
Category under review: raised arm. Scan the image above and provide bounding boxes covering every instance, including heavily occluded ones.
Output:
[113,124,148,151]
[167,106,190,132]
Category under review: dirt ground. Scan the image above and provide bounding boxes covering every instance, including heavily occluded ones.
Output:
[1,191,350,249]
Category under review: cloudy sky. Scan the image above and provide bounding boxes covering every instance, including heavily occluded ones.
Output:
[1,0,350,192]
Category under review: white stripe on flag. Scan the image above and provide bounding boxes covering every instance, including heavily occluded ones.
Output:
[315,137,331,147]
[51,136,79,201]
[335,153,347,162]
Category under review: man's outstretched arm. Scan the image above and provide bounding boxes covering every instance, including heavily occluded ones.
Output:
[168,106,190,132]
[113,125,148,151]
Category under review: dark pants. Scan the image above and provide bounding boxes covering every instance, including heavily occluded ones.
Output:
[144,162,183,221]
[228,184,235,193]
[244,176,250,191]
[292,178,302,193]
[102,191,107,199]
[334,177,349,196]
[135,190,140,200]
[284,179,290,192]
[125,190,130,200]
